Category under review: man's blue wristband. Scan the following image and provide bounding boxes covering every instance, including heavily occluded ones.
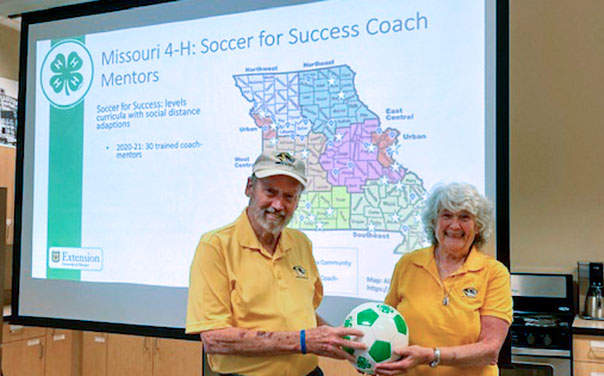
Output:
[300,329,307,354]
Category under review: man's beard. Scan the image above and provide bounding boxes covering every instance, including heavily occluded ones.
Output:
[249,205,292,236]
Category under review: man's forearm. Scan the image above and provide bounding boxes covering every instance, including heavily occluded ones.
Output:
[201,324,367,362]
[201,327,300,356]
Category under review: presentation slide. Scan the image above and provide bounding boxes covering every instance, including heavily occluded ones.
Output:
[17,0,497,329]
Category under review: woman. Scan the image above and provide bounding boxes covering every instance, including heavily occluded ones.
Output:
[375,182,512,376]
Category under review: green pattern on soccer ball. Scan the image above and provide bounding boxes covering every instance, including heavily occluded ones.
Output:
[344,316,353,328]
[369,340,392,363]
[357,356,371,369]
[377,304,394,314]
[393,315,408,335]
[357,309,379,326]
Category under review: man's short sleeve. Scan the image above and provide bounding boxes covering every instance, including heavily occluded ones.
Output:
[185,237,232,334]
[310,250,323,310]
[480,261,513,324]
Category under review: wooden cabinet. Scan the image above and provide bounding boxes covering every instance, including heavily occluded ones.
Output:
[2,336,46,376]
[1,325,82,376]
[2,324,46,343]
[573,334,604,375]
[1,324,46,376]
[0,325,202,376]
[45,328,82,376]
[152,337,202,376]
[88,333,202,376]
[107,334,153,376]
[574,360,604,374]
[82,332,107,376]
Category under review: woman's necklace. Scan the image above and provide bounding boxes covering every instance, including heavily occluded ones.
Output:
[440,272,453,306]
[435,248,468,307]
[442,289,450,306]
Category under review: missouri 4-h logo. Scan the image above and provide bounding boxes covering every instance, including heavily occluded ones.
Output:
[51,251,60,263]
[40,39,94,108]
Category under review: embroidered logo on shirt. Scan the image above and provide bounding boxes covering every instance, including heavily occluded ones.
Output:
[293,265,308,279]
[463,287,478,298]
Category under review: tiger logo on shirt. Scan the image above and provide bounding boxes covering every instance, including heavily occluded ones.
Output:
[293,265,308,279]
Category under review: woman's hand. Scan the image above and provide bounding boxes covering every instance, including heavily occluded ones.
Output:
[373,345,433,375]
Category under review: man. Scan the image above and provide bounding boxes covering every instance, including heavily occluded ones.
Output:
[186,150,365,376]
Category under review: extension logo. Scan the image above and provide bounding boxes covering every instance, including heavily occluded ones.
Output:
[40,39,94,108]
[48,247,103,271]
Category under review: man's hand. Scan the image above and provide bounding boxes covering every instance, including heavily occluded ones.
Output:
[305,325,367,362]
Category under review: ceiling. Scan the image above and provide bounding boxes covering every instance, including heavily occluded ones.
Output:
[0,0,90,30]
[0,0,89,17]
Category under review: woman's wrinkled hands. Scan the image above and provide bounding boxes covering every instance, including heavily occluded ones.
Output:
[305,325,367,362]
[372,345,433,375]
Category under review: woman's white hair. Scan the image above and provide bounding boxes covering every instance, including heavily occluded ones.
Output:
[421,182,494,249]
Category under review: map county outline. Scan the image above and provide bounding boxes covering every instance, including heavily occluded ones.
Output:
[234,64,427,253]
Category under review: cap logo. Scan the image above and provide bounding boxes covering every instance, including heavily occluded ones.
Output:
[275,152,296,167]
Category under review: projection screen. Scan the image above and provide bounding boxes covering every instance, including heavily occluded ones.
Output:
[13,0,508,337]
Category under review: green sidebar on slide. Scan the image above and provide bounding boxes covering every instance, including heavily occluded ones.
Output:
[46,36,85,281]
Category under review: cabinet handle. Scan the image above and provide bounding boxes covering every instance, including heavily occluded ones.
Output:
[154,338,160,352]
[143,337,149,353]
[589,347,604,359]
[9,325,23,334]
[39,343,44,359]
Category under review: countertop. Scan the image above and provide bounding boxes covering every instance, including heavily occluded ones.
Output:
[573,314,604,335]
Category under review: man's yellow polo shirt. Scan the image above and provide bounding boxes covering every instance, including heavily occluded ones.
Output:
[385,246,513,376]
[186,210,323,376]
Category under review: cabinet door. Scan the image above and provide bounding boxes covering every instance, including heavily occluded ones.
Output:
[1,336,46,376]
[574,360,604,376]
[107,334,153,376]
[153,338,202,376]
[574,334,604,362]
[83,332,107,376]
[45,329,81,376]
[2,324,46,343]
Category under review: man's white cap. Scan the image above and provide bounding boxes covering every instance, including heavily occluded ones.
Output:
[252,150,307,187]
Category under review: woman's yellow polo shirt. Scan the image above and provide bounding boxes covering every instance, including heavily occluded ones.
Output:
[186,210,323,376]
[385,246,513,376]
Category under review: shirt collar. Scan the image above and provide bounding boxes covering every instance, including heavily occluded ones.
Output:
[462,246,486,272]
[412,245,486,273]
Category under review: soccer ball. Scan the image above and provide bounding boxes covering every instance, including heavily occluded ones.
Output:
[342,302,409,375]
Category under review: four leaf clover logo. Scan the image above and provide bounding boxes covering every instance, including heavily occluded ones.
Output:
[377,304,394,314]
[49,51,84,96]
[357,356,371,369]
[344,316,353,328]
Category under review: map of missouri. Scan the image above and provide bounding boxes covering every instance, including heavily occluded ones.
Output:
[234,64,427,253]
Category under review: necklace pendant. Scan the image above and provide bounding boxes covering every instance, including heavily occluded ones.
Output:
[442,296,449,306]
